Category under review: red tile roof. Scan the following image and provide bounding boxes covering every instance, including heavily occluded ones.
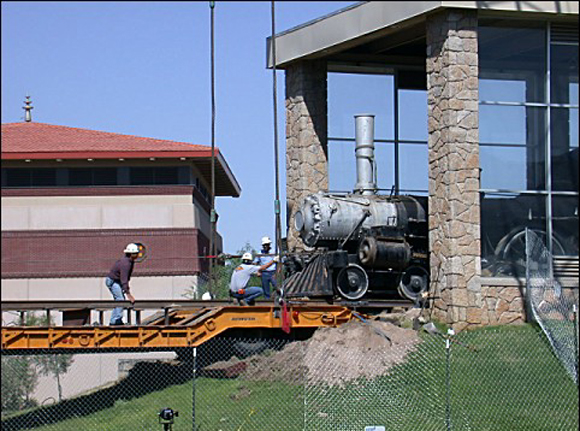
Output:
[1,122,241,197]
[1,122,213,157]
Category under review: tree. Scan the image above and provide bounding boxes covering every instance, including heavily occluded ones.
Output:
[33,354,72,402]
[25,314,74,403]
[1,355,39,412]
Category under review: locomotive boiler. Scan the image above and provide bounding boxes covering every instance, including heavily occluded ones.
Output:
[284,114,429,302]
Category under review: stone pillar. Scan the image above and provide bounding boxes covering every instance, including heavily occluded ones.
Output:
[426,10,482,330]
[285,61,328,251]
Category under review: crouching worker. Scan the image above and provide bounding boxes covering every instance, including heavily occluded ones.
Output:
[230,252,278,305]
[105,243,140,325]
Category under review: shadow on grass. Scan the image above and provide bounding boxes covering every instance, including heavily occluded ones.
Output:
[1,357,194,431]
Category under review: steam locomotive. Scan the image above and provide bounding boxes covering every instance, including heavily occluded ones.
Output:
[283,115,429,302]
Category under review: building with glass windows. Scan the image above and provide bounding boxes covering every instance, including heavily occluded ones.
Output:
[1,120,240,312]
[269,1,578,328]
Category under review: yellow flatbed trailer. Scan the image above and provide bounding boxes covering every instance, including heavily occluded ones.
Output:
[1,304,353,353]
[1,299,412,353]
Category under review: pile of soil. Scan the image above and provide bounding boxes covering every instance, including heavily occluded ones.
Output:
[204,319,420,387]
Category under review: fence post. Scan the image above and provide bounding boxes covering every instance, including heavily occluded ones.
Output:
[446,328,454,431]
[574,305,579,381]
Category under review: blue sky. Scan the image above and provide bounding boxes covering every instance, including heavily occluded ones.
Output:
[1,1,356,253]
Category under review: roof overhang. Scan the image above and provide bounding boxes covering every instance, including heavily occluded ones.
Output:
[267,1,579,69]
[1,150,242,197]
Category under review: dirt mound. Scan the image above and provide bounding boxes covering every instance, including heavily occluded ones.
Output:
[208,319,420,387]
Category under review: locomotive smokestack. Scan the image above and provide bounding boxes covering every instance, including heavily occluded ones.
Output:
[354,114,377,195]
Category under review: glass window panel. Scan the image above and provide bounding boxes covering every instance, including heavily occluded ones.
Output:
[93,168,117,186]
[479,24,546,103]
[550,43,579,105]
[552,195,579,256]
[328,73,394,140]
[399,90,427,141]
[480,106,546,191]
[69,168,92,186]
[374,142,395,192]
[328,140,356,192]
[155,167,179,185]
[571,83,579,107]
[399,143,428,193]
[178,166,191,184]
[479,79,526,103]
[551,108,579,192]
[480,146,527,190]
[480,104,530,145]
[480,192,547,277]
[5,168,31,187]
[31,168,56,187]
[130,167,155,185]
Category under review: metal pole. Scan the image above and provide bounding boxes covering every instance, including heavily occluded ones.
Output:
[209,0,217,296]
[394,70,400,195]
[271,0,283,290]
[192,346,197,430]
[445,328,453,431]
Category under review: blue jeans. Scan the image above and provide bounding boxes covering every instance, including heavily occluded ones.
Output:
[261,271,277,299]
[105,277,125,325]
[232,286,263,304]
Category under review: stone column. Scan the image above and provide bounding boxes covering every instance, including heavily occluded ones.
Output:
[426,10,482,330]
[285,60,328,251]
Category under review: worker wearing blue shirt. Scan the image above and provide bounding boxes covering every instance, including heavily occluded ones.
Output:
[254,236,277,299]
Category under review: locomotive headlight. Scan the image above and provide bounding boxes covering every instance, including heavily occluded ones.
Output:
[295,210,304,231]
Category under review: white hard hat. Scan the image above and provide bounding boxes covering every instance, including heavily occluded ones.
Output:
[261,236,272,245]
[242,252,253,261]
[124,243,140,254]
[201,292,213,300]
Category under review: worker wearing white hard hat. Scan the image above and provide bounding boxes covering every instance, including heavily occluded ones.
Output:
[104,243,143,325]
[230,251,278,305]
[254,236,277,299]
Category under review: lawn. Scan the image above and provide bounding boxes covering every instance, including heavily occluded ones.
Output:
[1,324,578,431]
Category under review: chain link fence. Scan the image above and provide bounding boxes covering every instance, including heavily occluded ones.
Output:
[2,319,578,431]
[526,228,579,385]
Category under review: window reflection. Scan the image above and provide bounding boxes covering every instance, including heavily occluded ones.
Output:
[550,43,579,105]
[328,140,356,192]
[480,192,547,277]
[551,108,579,192]
[480,106,546,191]
[399,90,427,141]
[479,24,546,103]
[374,143,395,192]
[479,22,579,276]
[552,195,579,256]
[399,144,428,192]
[328,73,394,139]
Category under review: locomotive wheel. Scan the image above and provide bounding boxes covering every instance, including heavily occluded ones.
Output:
[398,266,429,301]
[335,264,369,301]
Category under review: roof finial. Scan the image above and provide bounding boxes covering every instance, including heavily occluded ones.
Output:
[23,95,33,122]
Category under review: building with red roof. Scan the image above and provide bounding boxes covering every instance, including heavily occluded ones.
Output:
[1,118,241,311]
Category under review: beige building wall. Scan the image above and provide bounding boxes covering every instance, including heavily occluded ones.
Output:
[1,194,200,231]
[1,275,201,325]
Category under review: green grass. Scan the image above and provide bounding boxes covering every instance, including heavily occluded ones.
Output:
[2,324,578,431]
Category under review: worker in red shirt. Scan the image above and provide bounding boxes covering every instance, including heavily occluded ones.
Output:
[105,243,141,325]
